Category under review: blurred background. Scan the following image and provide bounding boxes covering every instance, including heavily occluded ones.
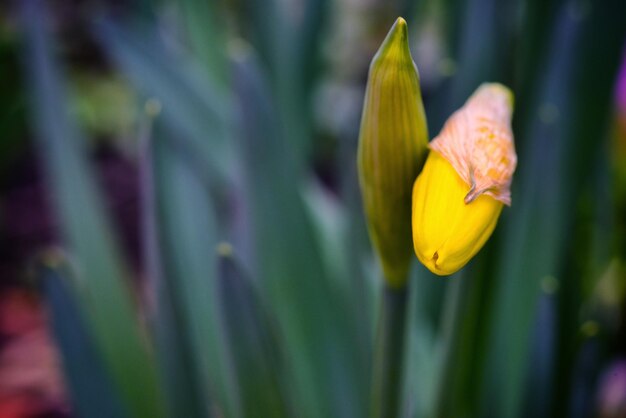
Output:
[0,0,625,417]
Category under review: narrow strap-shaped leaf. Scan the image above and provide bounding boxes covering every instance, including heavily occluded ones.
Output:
[146,117,235,417]
[237,0,282,79]
[38,259,128,418]
[94,20,232,181]
[480,1,626,416]
[544,0,626,415]
[21,2,165,417]
[141,114,215,418]
[178,0,228,87]
[233,51,368,418]
[238,0,328,160]
[217,247,291,418]
[479,8,582,417]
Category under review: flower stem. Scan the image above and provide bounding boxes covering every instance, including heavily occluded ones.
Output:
[433,277,465,418]
[371,284,409,418]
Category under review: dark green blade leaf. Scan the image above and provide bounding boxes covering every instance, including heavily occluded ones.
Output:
[238,0,329,160]
[512,0,561,139]
[141,116,214,418]
[480,1,626,416]
[38,259,128,418]
[177,0,228,87]
[217,248,291,418]
[233,51,368,418]
[21,1,165,416]
[429,260,495,418]
[296,0,330,92]
[544,0,626,415]
[237,0,282,78]
[145,118,234,417]
[479,9,583,417]
[94,20,232,182]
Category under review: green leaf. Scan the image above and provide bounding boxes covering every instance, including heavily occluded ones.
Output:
[177,0,228,87]
[38,259,128,418]
[233,51,368,418]
[429,261,495,418]
[140,119,209,418]
[479,1,626,416]
[238,0,329,160]
[216,247,291,418]
[94,20,232,181]
[544,0,626,415]
[237,0,282,78]
[145,117,234,417]
[478,10,581,417]
[22,2,165,416]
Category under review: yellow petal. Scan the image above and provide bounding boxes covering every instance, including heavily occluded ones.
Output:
[412,83,516,276]
[358,17,429,287]
[412,152,503,275]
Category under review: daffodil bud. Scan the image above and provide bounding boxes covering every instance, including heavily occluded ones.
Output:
[412,83,517,276]
[358,17,429,287]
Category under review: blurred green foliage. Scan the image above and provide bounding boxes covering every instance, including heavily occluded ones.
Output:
[5,0,626,417]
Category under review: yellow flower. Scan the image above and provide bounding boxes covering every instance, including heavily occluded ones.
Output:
[358,17,429,287]
[412,83,516,276]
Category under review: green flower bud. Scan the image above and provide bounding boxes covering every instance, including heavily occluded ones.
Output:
[357,17,429,287]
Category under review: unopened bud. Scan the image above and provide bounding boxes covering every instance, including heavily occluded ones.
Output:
[358,17,429,287]
[412,83,516,275]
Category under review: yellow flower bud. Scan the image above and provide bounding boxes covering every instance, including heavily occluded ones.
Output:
[358,17,429,287]
[412,83,517,276]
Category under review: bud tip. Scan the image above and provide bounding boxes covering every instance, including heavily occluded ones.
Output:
[374,17,410,64]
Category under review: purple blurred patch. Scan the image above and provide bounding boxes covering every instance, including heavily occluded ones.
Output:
[616,50,626,115]
[0,144,141,289]
[596,359,626,418]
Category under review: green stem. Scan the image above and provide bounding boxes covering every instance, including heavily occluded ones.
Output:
[371,284,409,418]
[433,277,465,418]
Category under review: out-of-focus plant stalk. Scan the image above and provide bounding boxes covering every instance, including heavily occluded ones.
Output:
[371,286,409,418]
[357,17,427,417]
